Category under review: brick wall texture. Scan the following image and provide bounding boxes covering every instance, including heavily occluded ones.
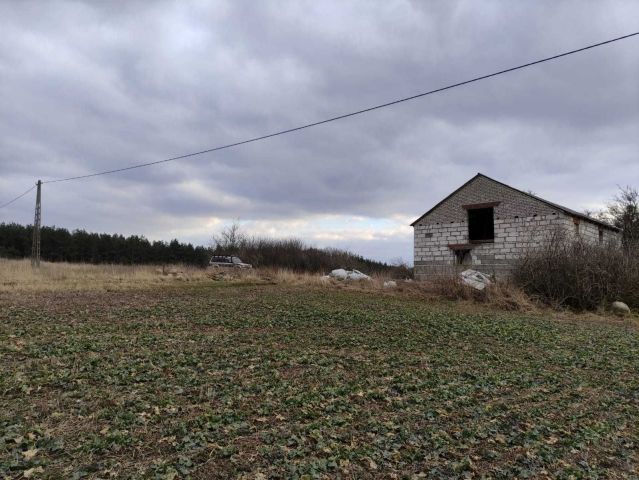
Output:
[413,175,620,279]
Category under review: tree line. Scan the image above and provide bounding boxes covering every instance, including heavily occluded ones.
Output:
[5,184,632,275]
[210,223,409,276]
[0,222,407,276]
[0,223,210,266]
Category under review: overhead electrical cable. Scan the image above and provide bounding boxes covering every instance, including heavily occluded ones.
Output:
[0,184,36,209]
[1,30,637,210]
[41,31,639,185]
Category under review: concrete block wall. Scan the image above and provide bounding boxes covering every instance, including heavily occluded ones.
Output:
[413,175,620,280]
[562,216,619,245]
[414,213,566,279]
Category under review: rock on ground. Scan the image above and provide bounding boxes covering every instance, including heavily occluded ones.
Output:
[611,301,631,316]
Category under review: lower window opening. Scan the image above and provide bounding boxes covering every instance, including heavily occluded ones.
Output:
[455,249,472,265]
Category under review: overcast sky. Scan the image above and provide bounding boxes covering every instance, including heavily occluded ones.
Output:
[1,1,637,263]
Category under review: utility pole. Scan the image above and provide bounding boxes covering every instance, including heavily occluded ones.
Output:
[31,180,42,268]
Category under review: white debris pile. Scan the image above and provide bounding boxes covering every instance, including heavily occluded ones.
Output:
[328,268,371,281]
[383,280,397,288]
[460,269,492,291]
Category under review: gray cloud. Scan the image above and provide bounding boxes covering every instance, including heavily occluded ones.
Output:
[1,0,637,262]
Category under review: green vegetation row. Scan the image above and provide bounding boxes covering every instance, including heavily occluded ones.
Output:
[1,285,638,478]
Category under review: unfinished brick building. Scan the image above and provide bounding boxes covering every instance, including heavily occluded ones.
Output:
[412,174,620,280]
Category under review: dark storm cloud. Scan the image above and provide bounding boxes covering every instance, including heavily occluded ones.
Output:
[0,0,637,260]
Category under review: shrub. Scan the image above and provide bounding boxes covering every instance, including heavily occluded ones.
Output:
[512,229,639,310]
[211,235,411,277]
[210,222,412,277]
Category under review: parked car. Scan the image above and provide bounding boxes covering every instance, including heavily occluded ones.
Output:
[209,255,252,269]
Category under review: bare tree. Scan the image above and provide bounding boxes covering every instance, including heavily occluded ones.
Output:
[583,208,607,221]
[389,257,409,269]
[210,221,247,254]
[605,186,639,247]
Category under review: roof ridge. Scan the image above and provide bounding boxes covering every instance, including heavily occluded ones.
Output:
[411,173,619,231]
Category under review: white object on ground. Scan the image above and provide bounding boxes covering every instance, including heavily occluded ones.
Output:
[383,280,397,288]
[611,301,630,316]
[329,269,348,280]
[329,268,371,281]
[460,269,492,291]
[347,270,371,281]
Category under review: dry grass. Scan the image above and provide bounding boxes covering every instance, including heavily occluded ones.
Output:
[226,267,331,287]
[252,268,538,313]
[426,274,537,311]
[0,259,208,292]
[0,260,395,293]
[0,259,536,314]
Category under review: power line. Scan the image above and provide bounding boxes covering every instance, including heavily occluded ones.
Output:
[1,30,637,210]
[0,184,36,209]
[40,31,638,185]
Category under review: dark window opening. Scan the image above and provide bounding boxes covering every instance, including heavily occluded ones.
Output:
[468,207,494,242]
[598,229,603,244]
[454,249,472,265]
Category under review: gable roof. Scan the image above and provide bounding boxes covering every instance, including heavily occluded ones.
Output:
[410,173,620,231]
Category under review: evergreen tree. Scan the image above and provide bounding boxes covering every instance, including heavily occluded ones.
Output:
[0,223,210,266]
